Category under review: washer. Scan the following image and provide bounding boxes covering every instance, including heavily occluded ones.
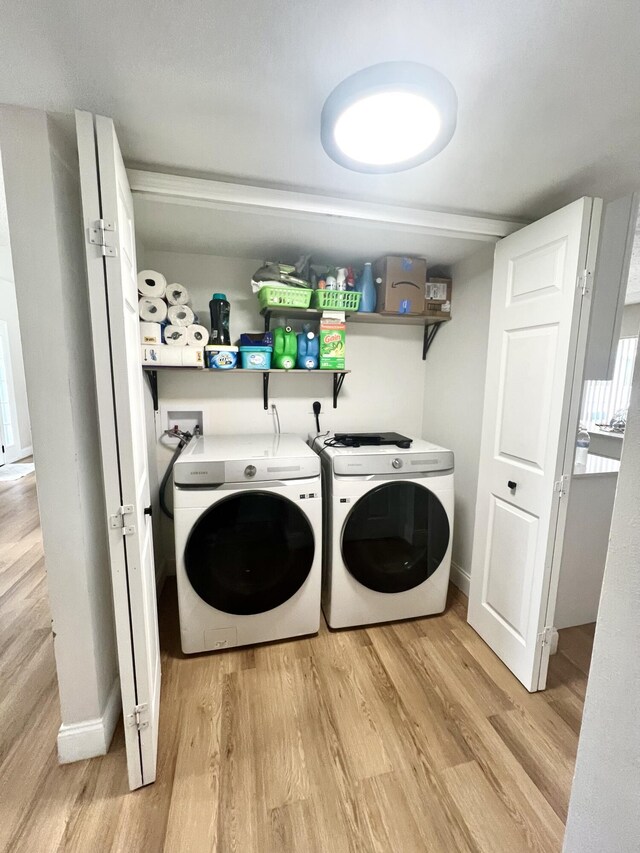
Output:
[318,435,454,628]
[173,434,322,653]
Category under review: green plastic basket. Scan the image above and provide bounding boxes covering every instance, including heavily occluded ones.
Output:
[312,290,362,311]
[258,286,312,310]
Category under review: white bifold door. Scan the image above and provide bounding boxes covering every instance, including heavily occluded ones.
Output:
[468,197,602,692]
[76,111,160,788]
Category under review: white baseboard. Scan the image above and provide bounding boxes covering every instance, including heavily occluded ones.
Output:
[9,445,33,463]
[57,676,121,764]
[450,561,471,596]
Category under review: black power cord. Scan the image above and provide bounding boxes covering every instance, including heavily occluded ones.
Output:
[160,427,194,519]
[312,401,321,433]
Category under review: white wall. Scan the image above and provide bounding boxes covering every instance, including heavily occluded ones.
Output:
[0,161,31,460]
[143,249,428,565]
[563,333,640,851]
[0,106,118,759]
[620,301,640,337]
[421,245,494,592]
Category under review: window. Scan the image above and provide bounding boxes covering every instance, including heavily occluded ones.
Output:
[580,336,638,427]
[0,322,15,448]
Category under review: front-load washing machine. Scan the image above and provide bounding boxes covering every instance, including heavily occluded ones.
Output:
[173,434,322,653]
[317,435,454,628]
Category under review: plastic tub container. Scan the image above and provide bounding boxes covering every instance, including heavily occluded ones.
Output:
[239,346,272,369]
[205,344,238,369]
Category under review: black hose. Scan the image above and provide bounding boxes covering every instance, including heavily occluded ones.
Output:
[160,439,187,520]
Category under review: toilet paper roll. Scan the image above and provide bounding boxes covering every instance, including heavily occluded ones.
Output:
[167,304,195,327]
[137,270,167,298]
[164,324,188,346]
[185,324,209,347]
[165,282,190,305]
[138,296,168,323]
[139,322,163,345]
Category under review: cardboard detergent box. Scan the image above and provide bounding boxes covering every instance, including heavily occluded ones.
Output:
[373,255,427,315]
[319,311,346,370]
[425,276,452,319]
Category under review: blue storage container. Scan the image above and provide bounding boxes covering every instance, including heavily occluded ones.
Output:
[239,345,272,369]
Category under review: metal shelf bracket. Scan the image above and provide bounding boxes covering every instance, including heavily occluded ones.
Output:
[145,369,159,411]
[263,372,269,410]
[423,322,443,360]
[333,372,347,408]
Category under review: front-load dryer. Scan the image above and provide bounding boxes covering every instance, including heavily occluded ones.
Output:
[318,436,454,629]
[173,434,322,653]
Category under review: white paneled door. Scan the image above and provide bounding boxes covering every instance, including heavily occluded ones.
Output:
[76,112,160,789]
[468,198,602,692]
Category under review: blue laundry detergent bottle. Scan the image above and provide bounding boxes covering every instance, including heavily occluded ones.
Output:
[297,331,319,369]
[356,262,376,312]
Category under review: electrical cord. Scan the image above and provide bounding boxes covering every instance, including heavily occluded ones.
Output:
[271,403,281,435]
[160,427,194,519]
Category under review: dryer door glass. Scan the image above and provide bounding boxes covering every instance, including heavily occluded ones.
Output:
[185,491,314,614]
[342,481,449,593]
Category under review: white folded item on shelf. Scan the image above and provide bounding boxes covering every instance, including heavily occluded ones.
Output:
[165,282,190,305]
[167,304,195,327]
[164,324,188,345]
[139,321,163,345]
[137,269,167,298]
[139,296,168,323]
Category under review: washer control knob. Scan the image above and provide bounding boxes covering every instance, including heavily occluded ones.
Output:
[244,465,257,478]
[392,458,403,469]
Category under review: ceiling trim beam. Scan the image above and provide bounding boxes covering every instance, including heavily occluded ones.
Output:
[127,169,525,243]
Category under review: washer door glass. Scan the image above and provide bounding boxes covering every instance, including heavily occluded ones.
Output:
[185,492,314,615]
[342,481,449,593]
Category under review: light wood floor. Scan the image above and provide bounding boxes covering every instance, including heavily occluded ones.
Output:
[0,471,595,852]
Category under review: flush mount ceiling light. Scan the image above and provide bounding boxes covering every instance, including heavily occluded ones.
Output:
[321,61,457,173]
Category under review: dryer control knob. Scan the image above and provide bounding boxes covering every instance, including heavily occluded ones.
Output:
[392,458,403,469]
[244,465,257,478]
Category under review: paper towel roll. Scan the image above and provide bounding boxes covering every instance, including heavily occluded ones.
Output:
[137,270,167,298]
[164,325,188,346]
[165,282,190,305]
[139,297,168,323]
[186,324,209,347]
[167,304,195,327]
[139,322,162,345]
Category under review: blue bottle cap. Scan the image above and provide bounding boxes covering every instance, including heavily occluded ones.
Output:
[212,293,227,300]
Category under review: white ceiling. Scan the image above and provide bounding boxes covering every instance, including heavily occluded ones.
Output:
[1,1,640,223]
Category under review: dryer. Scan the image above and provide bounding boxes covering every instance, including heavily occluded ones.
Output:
[173,434,322,653]
[318,436,454,628]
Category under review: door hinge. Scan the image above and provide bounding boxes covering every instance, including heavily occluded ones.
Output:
[577,268,591,295]
[537,626,554,649]
[553,475,569,498]
[108,504,136,535]
[126,703,149,731]
[88,219,117,257]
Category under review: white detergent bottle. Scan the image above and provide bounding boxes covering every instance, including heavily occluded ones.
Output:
[576,425,590,467]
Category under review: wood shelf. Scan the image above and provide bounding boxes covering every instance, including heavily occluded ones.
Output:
[261,307,450,360]
[260,306,449,326]
[142,366,350,410]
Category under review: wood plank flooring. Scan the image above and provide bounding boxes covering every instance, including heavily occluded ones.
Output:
[0,470,595,852]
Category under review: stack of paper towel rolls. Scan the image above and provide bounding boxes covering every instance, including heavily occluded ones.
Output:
[137,270,208,348]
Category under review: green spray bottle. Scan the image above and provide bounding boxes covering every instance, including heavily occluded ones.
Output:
[272,325,297,370]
